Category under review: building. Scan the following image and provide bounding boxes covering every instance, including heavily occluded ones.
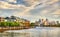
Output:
[49,21,56,25]
[44,19,49,25]
[56,21,60,25]
[24,20,30,28]
[35,18,50,27]
[4,16,30,28]
[40,19,45,26]
[19,19,30,28]
[35,19,44,27]
[35,21,40,26]
[5,16,17,22]
[0,17,5,22]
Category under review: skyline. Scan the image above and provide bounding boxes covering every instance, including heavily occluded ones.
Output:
[0,0,60,22]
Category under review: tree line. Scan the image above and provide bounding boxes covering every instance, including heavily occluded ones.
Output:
[0,22,20,27]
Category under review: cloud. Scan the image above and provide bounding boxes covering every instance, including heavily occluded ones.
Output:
[0,0,60,21]
[7,0,16,3]
[0,0,39,17]
[52,9,60,15]
[0,0,17,3]
[24,0,40,5]
[14,0,60,19]
[51,9,60,18]
[0,1,27,9]
[13,0,40,16]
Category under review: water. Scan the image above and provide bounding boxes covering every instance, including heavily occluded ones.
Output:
[0,27,60,37]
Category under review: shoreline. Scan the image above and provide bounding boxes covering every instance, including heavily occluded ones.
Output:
[0,26,60,32]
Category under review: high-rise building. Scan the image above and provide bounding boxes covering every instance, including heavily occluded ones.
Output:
[44,19,49,25]
[56,21,60,25]
[40,19,45,26]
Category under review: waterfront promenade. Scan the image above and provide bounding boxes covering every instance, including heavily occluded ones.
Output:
[0,27,29,32]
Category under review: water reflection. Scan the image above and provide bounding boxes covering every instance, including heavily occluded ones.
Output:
[0,27,60,37]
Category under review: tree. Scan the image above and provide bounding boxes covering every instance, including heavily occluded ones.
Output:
[30,23,35,28]
[0,22,6,27]
[0,22,20,27]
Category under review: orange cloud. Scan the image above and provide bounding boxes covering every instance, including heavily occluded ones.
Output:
[52,9,60,15]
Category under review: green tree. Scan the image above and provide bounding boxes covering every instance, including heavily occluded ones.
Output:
[30,23,35,28]
[0,22,20,27]
[0,22,6,27]
[14,22,20,26]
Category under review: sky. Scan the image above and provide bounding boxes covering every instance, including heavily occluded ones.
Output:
[0,0,60,22]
